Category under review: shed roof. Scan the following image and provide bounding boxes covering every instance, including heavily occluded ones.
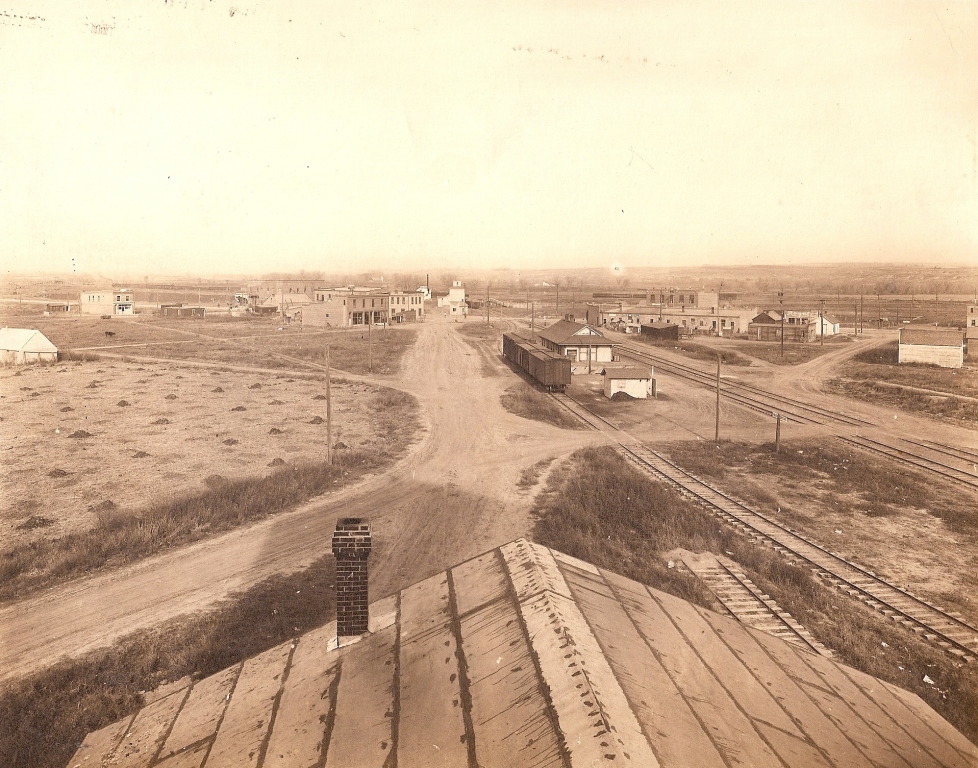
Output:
[604,365,652,380]
[900,328,964,347]
[0,327,58,353]
[68,539,976,768]
[538,320,612,347]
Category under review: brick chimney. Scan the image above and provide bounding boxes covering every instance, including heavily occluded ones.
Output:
[332,518,371,639]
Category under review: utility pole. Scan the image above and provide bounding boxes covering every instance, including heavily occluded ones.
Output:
[854,302,858,334]
[555,283,560,318]
[531,302,535,335]
[877,294,882,330]
[819,299,824,346]
[859,294,864,334]
[775,413,782,453]
[368,319,372,374]
[326,344,332,465]
[486,281,490,326]
[714,355,721,444]
[778,290,785,359]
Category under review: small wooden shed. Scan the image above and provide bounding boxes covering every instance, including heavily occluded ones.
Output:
[0,327,59,364]
[603,365,655,399]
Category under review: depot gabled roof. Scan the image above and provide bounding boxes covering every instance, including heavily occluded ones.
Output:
[0,327,57,353]
[68,539,977,768]
[538,320,612,347]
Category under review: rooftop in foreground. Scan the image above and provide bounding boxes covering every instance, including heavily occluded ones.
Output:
[68,539,977,768]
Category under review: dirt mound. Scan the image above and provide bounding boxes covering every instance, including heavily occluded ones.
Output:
[133,450,150,459]
[269,400,284,405]
[204,474,229,487]
[334,441,349,450]
[248,383,262,389]
[117,400,131,407]
[222,438,239,446]
[269,428,284,435]
[212,387,224,393]
[60,406,74,412]
[313,394,327,400]
[268,457,286,467]
[231,405,247,412]
[68,430,92,439]
[86,382,99,389]
[308,416,324,424]
[610,391,636,401]
[165,394,178,400]
[47,468,70,478]
[152,418,170,425]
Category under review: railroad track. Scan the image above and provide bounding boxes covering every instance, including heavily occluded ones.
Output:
[680,551,832,657]
[618,343,874,427]
[839,435,978,491]
[549,391,618,431]
[911,439,978,466]
[552,390,978,662]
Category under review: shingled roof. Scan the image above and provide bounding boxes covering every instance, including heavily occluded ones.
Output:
[67,540,977,768]
[537,320,612,347]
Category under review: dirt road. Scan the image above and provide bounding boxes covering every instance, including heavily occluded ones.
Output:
[0,317,600,685]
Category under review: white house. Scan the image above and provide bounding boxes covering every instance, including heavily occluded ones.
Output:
[0,328,58,364]
[816,313,841,336]
[416,285,432,300]
[898,327,964,368]
[603,365,655,399]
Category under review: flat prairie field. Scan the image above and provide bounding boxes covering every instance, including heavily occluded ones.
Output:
[0,357,415,553]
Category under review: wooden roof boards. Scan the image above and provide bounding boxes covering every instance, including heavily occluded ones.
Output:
[67,539,977,768]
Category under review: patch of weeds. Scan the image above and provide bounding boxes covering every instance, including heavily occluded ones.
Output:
[500,383,584,430]
[15,516,54,531]
[517,457,555,489]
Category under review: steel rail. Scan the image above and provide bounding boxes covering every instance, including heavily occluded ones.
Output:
[839,435,978,491]
[549,390,978,662]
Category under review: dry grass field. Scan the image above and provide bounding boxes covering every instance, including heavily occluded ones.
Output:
[0,356,419,568]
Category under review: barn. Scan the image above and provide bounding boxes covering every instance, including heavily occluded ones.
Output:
[0,327,58,364]
[67,534,977,768]
[603,365,655,399]
[898,327,964,368]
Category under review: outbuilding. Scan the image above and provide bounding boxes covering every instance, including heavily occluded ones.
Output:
[0,327,58,364]
[603,365,655,399]
[816,313,840,336]
[640,321,680,342]
[898,327,964,368]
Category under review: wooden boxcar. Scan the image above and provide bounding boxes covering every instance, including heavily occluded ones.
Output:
[502,333,571,391]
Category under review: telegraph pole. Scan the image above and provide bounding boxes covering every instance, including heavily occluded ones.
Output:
[368,319,372,374]
[531,302,535,335]
[714,354,721,444]
[859,294,864,334]
[819,299,825,346]
[486,281,490,326]
[326,344,332,465]
[778,290,785,359]
[775,413,782,453]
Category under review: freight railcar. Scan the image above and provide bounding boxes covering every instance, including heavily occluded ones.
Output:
[501,333,571,391]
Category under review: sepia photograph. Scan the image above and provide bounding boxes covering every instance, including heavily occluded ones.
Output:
[1,0,976,766]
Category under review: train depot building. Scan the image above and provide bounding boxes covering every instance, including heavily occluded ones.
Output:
[898,327,965,368]
[67,537,978,768]
[592,303,756,337]
[537,319,614,370]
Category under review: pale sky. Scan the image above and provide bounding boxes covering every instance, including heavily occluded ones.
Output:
[2,0,975,276]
